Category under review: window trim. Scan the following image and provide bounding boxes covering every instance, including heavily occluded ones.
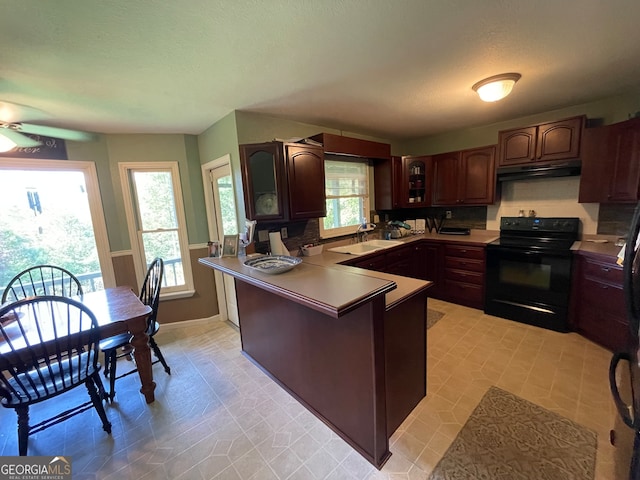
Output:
[319,160,371,239]
[119,161,194,295]
[0,158,115,289]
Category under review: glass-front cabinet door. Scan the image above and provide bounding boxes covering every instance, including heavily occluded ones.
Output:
[401,156,431,207]
[240,143,286,221]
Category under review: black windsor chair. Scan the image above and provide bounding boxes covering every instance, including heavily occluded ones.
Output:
[2,265,83,304]
[100,257,170,401]
[0,296,112,455]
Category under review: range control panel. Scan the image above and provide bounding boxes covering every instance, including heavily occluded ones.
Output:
[500,217,580,234]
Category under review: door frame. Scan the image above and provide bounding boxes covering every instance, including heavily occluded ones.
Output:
[0,158,116,289]
[201,154,239,324]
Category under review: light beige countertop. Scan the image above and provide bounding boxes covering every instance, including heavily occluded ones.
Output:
[568,233,624,260]
[201,228,622,319]
[199,256,401,318]
[412,229,500,244]
[301,251,433,310]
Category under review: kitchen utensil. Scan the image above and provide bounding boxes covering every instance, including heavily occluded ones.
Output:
[244,255,302,274]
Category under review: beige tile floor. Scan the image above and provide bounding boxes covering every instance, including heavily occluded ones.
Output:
[0,299,618,479]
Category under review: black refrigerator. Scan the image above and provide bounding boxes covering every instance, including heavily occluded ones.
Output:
[611,202,640,480]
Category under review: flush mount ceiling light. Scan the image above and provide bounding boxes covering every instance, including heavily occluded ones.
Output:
[0,132,17,152]
[472,73,521,102]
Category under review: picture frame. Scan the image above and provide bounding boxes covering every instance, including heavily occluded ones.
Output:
[222,234,239,257]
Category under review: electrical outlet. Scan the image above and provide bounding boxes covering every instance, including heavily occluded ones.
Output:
[280,227,288,239]
[258,230,269,242]
[446,211,452,219]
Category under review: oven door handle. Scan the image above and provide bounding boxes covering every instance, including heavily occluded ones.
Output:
[490,247,566,258]
[609,351,637,429]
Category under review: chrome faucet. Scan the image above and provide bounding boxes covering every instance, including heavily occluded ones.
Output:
[355,222,376,243]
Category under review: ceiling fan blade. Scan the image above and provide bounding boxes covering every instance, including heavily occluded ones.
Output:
[0,128,42,147]
[0,101,47,124]
[17,122,97,142]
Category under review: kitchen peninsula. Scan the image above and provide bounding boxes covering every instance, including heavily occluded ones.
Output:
[199,255,432,468]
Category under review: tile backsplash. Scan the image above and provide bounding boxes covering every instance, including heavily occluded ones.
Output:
[597,203,636,237]
[486,176,600,235]
[250,177,638,254]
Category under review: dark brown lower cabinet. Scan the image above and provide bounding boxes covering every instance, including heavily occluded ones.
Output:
[419,242,443,297]
[570,252,631,351]
[342,240,485,307]
[235,276,427,469]
[439,244,486,309]
[385,245,417,277]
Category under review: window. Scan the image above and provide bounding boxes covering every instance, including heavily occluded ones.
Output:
[320,160,370,238]
[120,162,193,297]
[0,159,114,295]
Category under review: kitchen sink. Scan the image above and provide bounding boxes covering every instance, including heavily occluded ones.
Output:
[327,239,403,255]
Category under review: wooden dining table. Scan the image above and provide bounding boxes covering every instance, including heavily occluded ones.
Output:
[1,286,157,403]
[80,286,156,403]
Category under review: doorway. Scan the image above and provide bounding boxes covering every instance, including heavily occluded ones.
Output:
[202,155,240,326]
[0,158,114,294]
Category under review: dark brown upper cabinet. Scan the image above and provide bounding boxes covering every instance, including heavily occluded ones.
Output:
[498,116,585,167]
[374,156,402,210]
[432,146,496,206]
[240,141,326,221]
[374,155,432,209]
[285,143,326,220]
[579,117,640,203]
[400,156,431,208]
[309,132,391,158]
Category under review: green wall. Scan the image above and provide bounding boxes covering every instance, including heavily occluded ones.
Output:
[197,111,244,233]
[234,110,392,145]
[197,110,391,232]
[67,133,207,251]
[396,87,640,156]
[60,87,640,252]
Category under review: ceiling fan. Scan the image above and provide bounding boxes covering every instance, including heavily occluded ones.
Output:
[0,101,97,152]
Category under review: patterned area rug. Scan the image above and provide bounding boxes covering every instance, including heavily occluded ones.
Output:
[429,386,597,480]
[427,309,444,329]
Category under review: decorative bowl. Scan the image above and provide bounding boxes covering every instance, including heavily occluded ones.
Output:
[243,255,302,274]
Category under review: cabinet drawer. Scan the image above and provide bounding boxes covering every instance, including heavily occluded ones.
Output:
[445,268,483,285]
[583,258,623,285]
[578,305,630,352]
[386,259,413,276]
[385,246,412,262]
[444,244,484,260]
[582,277,626,318]
[443,280,484,307]
[445,256,484,272]
[351,255,387,271]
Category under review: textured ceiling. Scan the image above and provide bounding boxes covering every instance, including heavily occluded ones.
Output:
[1,0,640,140]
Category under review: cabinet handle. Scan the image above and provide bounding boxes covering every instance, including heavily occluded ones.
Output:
[601,267,610,272]
[600,285,609,289]
[460,261,467,266]
[460,249,467,253]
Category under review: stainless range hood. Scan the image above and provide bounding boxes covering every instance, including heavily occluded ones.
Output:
[496,159,581,182]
